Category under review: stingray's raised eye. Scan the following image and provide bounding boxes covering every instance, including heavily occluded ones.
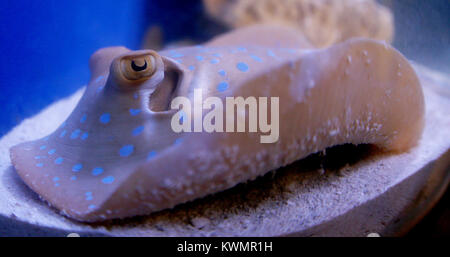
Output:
[120,54,156,81]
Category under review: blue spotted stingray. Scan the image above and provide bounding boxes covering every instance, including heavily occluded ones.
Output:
[9,25,424,222]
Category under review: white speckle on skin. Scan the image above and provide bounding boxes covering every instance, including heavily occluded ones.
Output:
[346,55,352,64]
[329,129,339,136]
[308,79,315,88]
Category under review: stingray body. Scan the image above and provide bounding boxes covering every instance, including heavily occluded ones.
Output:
[10,25,424,222]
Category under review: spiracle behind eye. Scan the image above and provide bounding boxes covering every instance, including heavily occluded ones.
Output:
[131,60,147,72]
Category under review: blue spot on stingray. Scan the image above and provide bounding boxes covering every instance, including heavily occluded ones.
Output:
[217,81,229,92]
[85,192,93,201]
[236,62,249,72]
[213,53,222,58]
[195,55,204,61]
[102,176,115,184]
[48,149,56,155]
[34,156,41,159]
[92,167,104,176]
[174,59,182,64]
[59,130,66,138]
[72,163,83,172]
[237,47,247,52]
[171,53,184,58]
[188,65,195,71]
[267,50,276,58]
[40,145,47,150]
[70,175,77,181]
[119,145,134,157]
[81,132,89,140]
[132,126,144,136]
[95,75,104,82]
[88,204,96,209]
[210,59,220,64]
[60,121,67,128]
[129,109,141,116]
[80,114,87,123]
[218,70,226,76]
[70,129,81,139]
[100,113,110,124]
[146,151,157,161]
[174,138,183,145]
[36,163,44,167]
[250,55,263,62]
[54,157,63,165]
[53,177,59,182]
[54,183,60,187]
[43,136,49,141]
[133,93,139,99]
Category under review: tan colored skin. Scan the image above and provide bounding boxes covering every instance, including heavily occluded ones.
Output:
[10,25,424,222]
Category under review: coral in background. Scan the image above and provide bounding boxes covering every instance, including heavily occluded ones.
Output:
[203,0,394,48]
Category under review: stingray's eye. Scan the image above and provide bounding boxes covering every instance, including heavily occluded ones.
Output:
[120,54,156,81]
